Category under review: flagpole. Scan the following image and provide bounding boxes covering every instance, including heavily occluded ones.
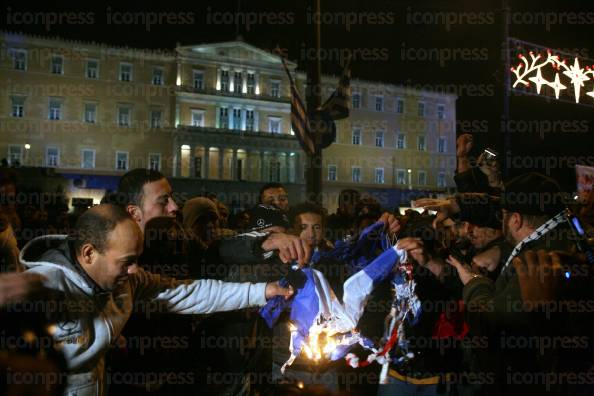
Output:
[306,0,323,204]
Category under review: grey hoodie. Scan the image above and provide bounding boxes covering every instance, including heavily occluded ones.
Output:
[19,235,268,396]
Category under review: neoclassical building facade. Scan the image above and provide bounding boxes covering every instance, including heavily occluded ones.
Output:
[0,32,456,211]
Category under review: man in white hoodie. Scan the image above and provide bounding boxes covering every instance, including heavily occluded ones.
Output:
[19,204,292,396]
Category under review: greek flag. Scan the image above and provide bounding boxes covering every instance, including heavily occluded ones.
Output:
[280,57,315,155]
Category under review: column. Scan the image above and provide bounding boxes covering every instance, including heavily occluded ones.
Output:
[218,148,224,180]
[204,146,210,179]
[285,153,291,183]
[189,145,196,178]
[215,106,220,128]
[243,151,249,181]
[216,68,221,90]
[253,111,259,132]
[240,108,246,130]
[260,151,266,182]
[174,145,181,177]
[242,71,247,93]
[231,149,238,180]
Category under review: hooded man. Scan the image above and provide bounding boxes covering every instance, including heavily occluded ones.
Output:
[19,204,292,396]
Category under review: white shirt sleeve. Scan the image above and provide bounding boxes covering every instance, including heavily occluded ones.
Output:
[130,268,267,314]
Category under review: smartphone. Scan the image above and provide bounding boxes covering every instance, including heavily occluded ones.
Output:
[483,148,498,162]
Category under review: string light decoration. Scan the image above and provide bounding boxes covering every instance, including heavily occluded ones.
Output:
[511,50,594,103]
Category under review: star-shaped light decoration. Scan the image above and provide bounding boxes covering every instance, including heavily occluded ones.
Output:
[562,58,590,103]
[529,68,549,94]
[586,89,594,101]
[548,73,566,99]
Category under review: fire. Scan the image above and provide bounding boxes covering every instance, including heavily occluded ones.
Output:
[287,322,339,362]
[304,331,337,362]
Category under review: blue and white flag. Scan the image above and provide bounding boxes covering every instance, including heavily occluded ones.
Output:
[342,247,408,329]
[280,246,408,372]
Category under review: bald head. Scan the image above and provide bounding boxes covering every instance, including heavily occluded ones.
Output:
[72,204,136,254]
[73,204,143,290]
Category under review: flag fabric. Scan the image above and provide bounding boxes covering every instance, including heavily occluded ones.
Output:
[280,57,315,155]
[318,220,392,274]
[281,267,354,372]
[278,245,409,372]
[342,246,408,330]
[320,58,351,121]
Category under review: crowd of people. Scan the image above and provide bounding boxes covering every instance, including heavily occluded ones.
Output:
[0,133,593,396]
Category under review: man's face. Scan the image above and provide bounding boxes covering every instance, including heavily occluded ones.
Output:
[501,210,517,246]
[137,178,178,230]
[89,220,143,291]
[261,188,289,211]
[217,203,229,227]
[193,211,220,244]
[469,225,501,249]
[295,212,323,248]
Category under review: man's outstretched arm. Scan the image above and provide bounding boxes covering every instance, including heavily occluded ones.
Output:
[130,268,292,314]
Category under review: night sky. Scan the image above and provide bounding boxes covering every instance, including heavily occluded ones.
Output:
[2,0,594,190]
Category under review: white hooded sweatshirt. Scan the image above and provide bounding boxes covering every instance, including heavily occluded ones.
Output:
[19,235,268,396]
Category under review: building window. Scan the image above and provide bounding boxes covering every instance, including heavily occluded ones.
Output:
[352,167,362,183]
[352,128,361,145]
[418,170,427,186]
[46,147,59,167]
[268,117,281,134]
[437,104,445,120]
[375,96,384,112]
[245,110,255,131]
[193,70,204,89]
[247,72,256,94]
[10,49,27,70]
[8,145,22,166]
[269,160,281,182]
[396,133,406,149]
[84,103,97,123]
[438,137,446,153]
[86,59,98,79]
[233,72,242,93]
[270,80,281,98]
[417,135,426,151]
[115,151,129,171]
[152,68,163,85]
[375,130,384,147]
[10,96,24,118]
[118,106,131,127]
[148,153,161,171]
[328,165,337,181]
[49,99,62,121]
[150,110,162,128]
[191,110,204,127]
[219,107,229,129]
[81,149,95,169]
[51,55,63,74]
[396,169,407,185]
[375,168,385,184]
[232,108,242,130]
[417,101,425,117]
[220,70,229,91]
[352,93,361,109]
[437,172,446,188]
[119,63,132,82]
[396,98,404,114]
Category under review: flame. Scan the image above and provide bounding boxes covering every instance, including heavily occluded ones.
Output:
[302,331,338,362]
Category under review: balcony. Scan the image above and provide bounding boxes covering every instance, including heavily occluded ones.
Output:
[173,125,302,152]
[176,85,290,104]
